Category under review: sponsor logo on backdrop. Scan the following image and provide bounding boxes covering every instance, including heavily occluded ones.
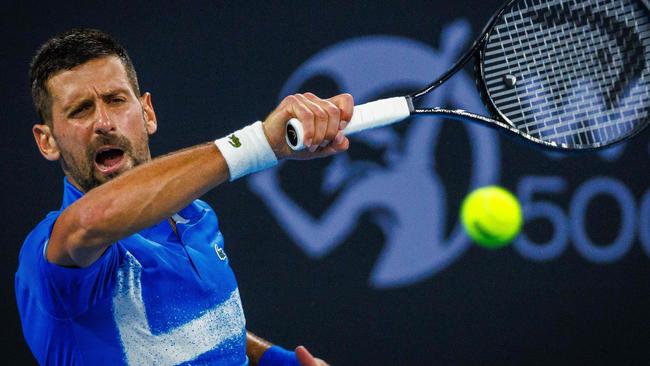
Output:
[249,20,650,288]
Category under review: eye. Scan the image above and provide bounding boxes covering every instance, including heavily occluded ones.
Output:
[110,96,126,104]
[69,103,91,118]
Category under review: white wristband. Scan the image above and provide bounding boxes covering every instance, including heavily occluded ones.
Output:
[214,121,278,181]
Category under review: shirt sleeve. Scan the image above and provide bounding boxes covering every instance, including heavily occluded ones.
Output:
[25,212,123,319]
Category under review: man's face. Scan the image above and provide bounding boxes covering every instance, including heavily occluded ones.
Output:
[34,56,157,192]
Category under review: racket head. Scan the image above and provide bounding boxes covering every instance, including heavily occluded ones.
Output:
[478,0,650,149]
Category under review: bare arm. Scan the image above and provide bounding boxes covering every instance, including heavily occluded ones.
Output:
[246,331,329,366]
[246,331,273,365]
[46,92,353,268]
[48,142,229,267]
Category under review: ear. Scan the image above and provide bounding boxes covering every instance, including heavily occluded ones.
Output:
[140,92,157,135]
[32,123,60,161]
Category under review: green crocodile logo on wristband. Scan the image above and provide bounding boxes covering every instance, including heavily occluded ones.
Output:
[228,134,242,148]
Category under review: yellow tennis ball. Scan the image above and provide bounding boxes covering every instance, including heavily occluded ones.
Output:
[461,185,523,249]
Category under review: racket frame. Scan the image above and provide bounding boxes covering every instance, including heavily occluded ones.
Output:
[286,0,649,151]
[405,0,649,150]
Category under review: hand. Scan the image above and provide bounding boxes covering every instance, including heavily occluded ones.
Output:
[295,346,330,366]
[262,92,354,160]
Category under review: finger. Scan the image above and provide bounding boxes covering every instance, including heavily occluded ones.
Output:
[311,136,349,158]
[295,94,328,152]
[329,135,350,152]
[327,131,349,151]
[286,95,316,148]
[304,93,341,146]
[332,130,345,146]
[295,346,318,366]
[327,93,354,125]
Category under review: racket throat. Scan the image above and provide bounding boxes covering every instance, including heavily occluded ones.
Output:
[413,107,517,129]
[405,96,416,113]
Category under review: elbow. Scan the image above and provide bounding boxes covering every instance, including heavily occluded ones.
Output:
[47,201,111,267]
[62,200,112,248]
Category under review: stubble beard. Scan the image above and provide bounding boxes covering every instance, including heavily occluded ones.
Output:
[59,132,151,192]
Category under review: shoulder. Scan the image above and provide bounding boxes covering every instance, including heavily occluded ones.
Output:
[15,210,61,312]
[16,209,124,318]
[194,199,214,212]
[17,210,62,267]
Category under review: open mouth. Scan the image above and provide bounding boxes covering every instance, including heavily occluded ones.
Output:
[94,146,126,174]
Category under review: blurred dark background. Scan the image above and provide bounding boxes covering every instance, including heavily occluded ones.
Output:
[2,1,649,364]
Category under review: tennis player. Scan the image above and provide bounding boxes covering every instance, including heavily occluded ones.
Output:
[15,29,352,365]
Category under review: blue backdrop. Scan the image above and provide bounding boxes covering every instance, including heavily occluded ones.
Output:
[2,1,649,364]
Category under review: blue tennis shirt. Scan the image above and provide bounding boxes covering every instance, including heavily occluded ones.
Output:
[15,178,248,365]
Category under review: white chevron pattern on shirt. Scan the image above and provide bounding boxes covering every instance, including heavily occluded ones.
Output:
[112,251,245,366]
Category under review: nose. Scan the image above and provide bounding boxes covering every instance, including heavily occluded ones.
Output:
[94,102,115,134]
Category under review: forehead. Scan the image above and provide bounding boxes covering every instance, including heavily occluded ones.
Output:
[47,56,133,107]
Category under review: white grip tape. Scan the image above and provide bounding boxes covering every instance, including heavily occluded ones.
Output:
[286,97,411,150]
[215,121,278,181]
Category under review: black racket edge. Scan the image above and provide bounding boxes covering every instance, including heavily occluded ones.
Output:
[408,0,517,100]
[404,0,650,151]
[405,0,562,149]
[476,0,650,151]
[411,106,649,152]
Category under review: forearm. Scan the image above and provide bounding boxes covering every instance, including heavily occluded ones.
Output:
[246,331,273,366]
[50,142,229,266]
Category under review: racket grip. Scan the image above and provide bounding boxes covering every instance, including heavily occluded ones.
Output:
[285,97,411,150]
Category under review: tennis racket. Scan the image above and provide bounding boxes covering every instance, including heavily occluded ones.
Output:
[286,0,650,151]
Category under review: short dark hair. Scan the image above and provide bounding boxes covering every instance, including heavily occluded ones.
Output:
[30,28,140,123]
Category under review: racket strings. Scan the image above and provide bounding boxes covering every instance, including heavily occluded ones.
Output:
[482,0,650,147]
[532,2,646,108]
[491,56,648,116]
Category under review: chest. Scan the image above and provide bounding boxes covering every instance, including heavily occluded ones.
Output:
[115,216,239,333]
